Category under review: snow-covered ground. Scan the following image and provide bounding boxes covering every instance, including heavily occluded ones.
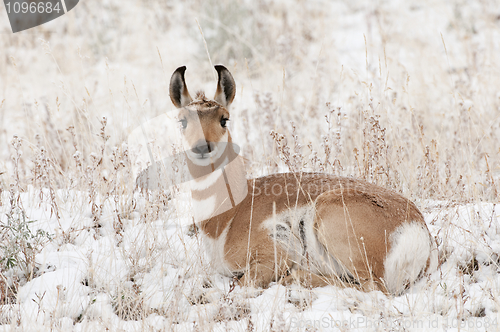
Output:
[1,0,500,331]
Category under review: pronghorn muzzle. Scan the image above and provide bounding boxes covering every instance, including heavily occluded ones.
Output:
[191,139,216,158]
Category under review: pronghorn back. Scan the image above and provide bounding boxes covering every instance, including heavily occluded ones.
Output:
[143,65,439,295]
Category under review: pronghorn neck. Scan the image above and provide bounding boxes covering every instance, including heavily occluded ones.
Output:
[186,132,247,237]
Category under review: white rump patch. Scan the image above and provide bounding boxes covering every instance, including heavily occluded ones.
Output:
[384,222,438,295]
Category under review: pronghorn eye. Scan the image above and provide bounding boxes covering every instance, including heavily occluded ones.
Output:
[220,117,229,128]
[179,119,187,129]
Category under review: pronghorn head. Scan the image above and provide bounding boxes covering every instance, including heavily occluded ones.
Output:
[170,65,236,165]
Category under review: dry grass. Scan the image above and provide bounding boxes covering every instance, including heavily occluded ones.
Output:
[0,0,499,330]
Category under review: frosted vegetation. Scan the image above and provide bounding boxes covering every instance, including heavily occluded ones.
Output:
[0,0,500,330]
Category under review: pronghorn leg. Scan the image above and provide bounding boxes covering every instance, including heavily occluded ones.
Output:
[239,268,273,288]
[313,189,391,293]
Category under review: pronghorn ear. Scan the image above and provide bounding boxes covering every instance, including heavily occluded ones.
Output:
[214,65,236,108]
[169,66,193,108]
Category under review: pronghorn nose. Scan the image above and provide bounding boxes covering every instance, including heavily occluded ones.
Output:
[192,139,215,156]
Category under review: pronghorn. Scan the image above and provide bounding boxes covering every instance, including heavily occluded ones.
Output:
[146,65,438,294]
